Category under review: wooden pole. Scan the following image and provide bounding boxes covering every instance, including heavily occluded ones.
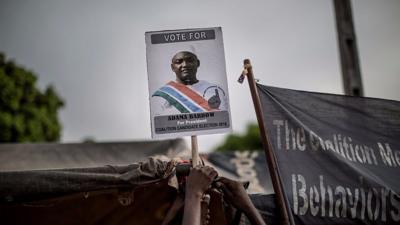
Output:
[333,0,364,96]
[191,135,199,167]
[243,59,291,225]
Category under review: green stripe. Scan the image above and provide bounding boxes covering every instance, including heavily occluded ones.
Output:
[153,91,190,113]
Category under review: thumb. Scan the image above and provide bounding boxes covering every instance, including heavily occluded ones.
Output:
[214,88,219,97]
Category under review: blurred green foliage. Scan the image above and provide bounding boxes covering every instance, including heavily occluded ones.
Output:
[0,52,64,142]
[214,123,262,152]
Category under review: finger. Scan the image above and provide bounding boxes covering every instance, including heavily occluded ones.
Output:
[217,177,228,182]
[220,177,237,187]
[209,170,218,180]
[218,177,235,187]
[218,183,233,197]
[200,165,210,173]
[214,176,222,182]
[204,165,215,172]
[203,166,217,177]
[195,165,203,170]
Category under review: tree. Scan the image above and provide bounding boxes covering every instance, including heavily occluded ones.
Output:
[0,52,64,142]
[214,123,262,152]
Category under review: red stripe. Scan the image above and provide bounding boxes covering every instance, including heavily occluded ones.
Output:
[168,81,214,111]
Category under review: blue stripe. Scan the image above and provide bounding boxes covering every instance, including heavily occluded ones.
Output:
[160,86,204,113]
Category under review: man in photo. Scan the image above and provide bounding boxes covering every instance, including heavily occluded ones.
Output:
[152,51,228,115]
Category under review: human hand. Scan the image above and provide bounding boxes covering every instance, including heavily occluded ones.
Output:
[216,177,267,225]
[208,89,221,109]
[185,166,218,198]
[215,177,252,211]
[182,166,217,225]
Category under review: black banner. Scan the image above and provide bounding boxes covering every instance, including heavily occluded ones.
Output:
[257,84,400,225]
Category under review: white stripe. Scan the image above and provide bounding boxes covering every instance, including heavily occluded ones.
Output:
[166,84,208,111]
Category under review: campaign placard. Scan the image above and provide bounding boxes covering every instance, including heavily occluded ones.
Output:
[145,27,232,138]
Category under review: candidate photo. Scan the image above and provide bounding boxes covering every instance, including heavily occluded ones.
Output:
[152,51,228,115]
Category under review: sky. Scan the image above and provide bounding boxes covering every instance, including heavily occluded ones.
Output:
[0,0,399,152]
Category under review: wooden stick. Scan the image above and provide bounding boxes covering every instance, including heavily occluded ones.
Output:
[191,135,199,167]
[243,59,291,225]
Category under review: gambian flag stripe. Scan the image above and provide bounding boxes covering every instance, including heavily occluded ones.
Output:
[168,81,213,111]
[153,90,190,113]
[159,86,204,113]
